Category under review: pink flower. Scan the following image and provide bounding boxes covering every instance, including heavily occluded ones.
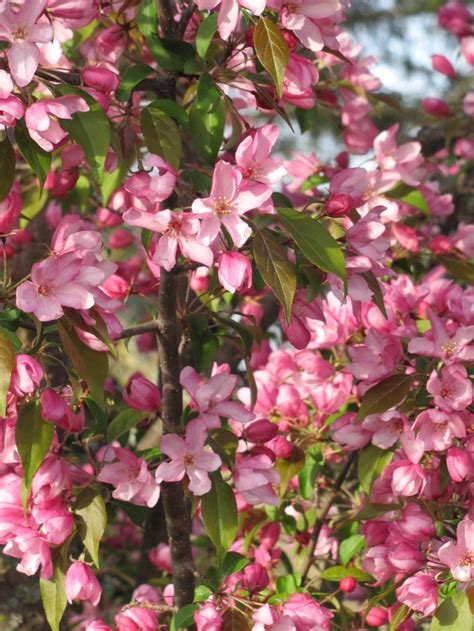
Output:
[427,365,472,411]
[196,0,265,39]
[431,54,456,77]
[85,621,113,631]
[242,563,269,593]
[282,52,319,109]
[194,602,223,631]
[282,593,333,630]
[438,519,474,582]
[0,0,53,87]
[48,0,99,29]
[41,388,85,433]
[271,0,341,52]
[124,208,213,271]
[115,608,157,631]
[373,124,424,189]
[391,461,426,497]
[156,419,221,496]
[180,365,254,428]
[0,191,21,235]
[233,454,279,506]
[25,96,90,152]
[235,125,285,194]
[217,252,252,293]
[408,312,474,364]
[0,95,24,128]
[124,156,177,209]
[446,447,470,483]
[192,161,268,247]
[65,562,102,606]
[149,543,172,572]
[123,374,161,412]
[16,253,103,322]
[97,447,161,507]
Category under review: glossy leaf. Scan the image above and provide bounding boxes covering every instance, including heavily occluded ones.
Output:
[275,446,305,496]
[75,487,107,567]
[221,552,249,576]
[15,120,51,193]
[339,534,365,565]
[201,474,238,564]
[196,12,218,59]
[188,313,219,372]
[141,105,182,169]
[147,35,197,72]
[253,229,296,323]
[277,207,346,283]
[298,446,324,501]
[106,408,147,442]
[0,329,15,416]
[15,401,54,491]
[116,63,154,101]
[254,18,289,98]
[356,373,413,422]
[438,255,474,285]
[40,558,67,631]
[0,137,15,202]
[431,592,473,630]
[358,445,394,495]
[58,321,108,405]
[189,97,226,164]
[319,566,373,582]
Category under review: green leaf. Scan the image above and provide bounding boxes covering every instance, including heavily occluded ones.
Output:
[141,105,182,170]
[137,0,157,37]
[208,428,239,468]
[361,271,387,318]
[196,13,218,59]
[85,397,109,436]
[253,229,296,323]
[339,534,365,565]
[194,585,212,602]
[276,574,301,595]
[40,558,67,631]
[196,73,222,110]
[358,445,394,495]
[438,255,474,285]
[387,183,429,215]
[253,18,289,98]
[148,99,189,128]
[188,313,219,372]
[0,137,15,202]
[15,401,54,492]
[431,592,473,630]
[298,445,323,500]
[201,474,238,564]
[213,314,256,357]
[0,329,15,416]
[356,373,413,422]
[189,97,226,164]
[106,408,147,442]
[221,552,249,576]
[147,35,197,72]
[277,207,346,283]
[55,86,111,184]
[301,174,329,193]
[58,321,108,405]
[75,487,107,568]
[116,63,154,101]
[390,604,410,631]
[319,566,373,582]
[0,326,22,349]
[275,446,305,496]
[170,603,199,631]
[15,120,51,193]
[355,503,400,520]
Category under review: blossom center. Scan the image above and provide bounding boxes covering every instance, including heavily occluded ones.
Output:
[214,197,232,216]
[37,283,54,296]
[285,2,300,13]
[166,218,182,237]
[12,25,28,41]
[459,551,474,567]
[183,453,195,467]
[440,386,451,398]
[441,341,458,358]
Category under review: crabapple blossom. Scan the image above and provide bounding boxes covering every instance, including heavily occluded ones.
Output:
[233,454,279,506]
[25,96,90,152]
[65,562,102,607]
[438,520,474,582]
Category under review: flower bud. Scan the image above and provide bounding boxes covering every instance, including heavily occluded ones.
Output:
[108,229,133,249]
[428,235,452,255]
[123,374,161,411]
[339,576,357,593]
[431,54,456,77]
[446,447,470,482]
[242,563,269,593]
[83,67,120,93]
[242,419,278,443]
[217,252,252,294]
[422,98,451,117]
[326,193,354,217]
[365,606,388,627]
[0,192,22,234]
[65,562,102,606]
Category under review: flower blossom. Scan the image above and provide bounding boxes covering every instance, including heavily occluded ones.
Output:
[438,519,474,582]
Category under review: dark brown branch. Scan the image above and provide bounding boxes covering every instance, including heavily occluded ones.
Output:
[157,0,179,37]
[301,451,358,583]
[156,268,195,609]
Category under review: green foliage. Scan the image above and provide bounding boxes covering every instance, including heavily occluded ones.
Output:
[0,329,15,416]
[201,474,238,564]
[141,104,182,169]
[74,487,107,568]
[15,120,51,193]
[253,17,289,98]
[356,373,414,422]
[0,138,15,202]
[106,408,147,442]
[358,445,394,494]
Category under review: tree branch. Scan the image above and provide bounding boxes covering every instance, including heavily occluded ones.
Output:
[301,451,358,583]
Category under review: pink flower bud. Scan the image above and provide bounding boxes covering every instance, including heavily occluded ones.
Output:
[242,563,269,593]
[149,543,172,572]
[447,447,470,482]
[101,274,129,299]
[10,228,33,245]
[11,355,43,396]
[96,207,123,228]
[108,229,133,249]
[241,301,264,326]
[195,603,223,631]
[422,98,451,118]
[242,419,278,444]
[85,621,113,631]
[51,169,79,198]
[335,151,349,169]
[189,267,209,293]
[438,2,471,36]
[41,388,70,424]
[0,192,22,234]
[339,577,357,593]
[365,606,388,627]
[123,374,161,411]
[428,235,452,255]
[431,54,456,77]
[461,35,474,67]
[217,252,252,294]
[326,193,354,217]
[259,522,281,549]
[266,436,293,459]
[83,67,120,93]
[65,562,102,606]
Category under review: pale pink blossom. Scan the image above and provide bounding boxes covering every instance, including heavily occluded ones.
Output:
[97,448,161,507]
[65,561,102,607]
[396,574,438,616]
[0,0,53,87]
[236,125,285,194]
[196,0,265,39]
[10,355,43,396]
[373,124,424,190]
[194,602,223,631]
[408,312,474,364]
[217,252,252,293]
[415,408,466,452]
[25,96,89,152]
[0,95,24,128]
[438,520,474,582]
[180,365,254,428]
[192,161,268,247]
[124,156,177,209]
[156,419,221,496]
[124,208,213,271]
[427,365,472,411]
[233,454,279,506]
[282,52,319,109]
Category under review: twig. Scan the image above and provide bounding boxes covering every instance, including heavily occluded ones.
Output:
[301,451,358,583]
